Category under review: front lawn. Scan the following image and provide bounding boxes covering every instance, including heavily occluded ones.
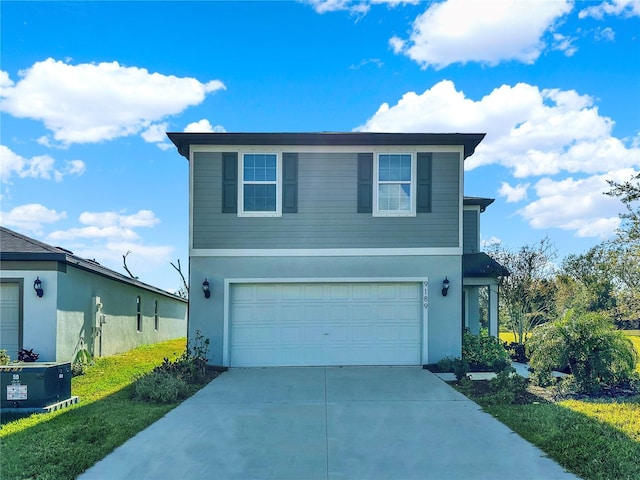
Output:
[0,338,216,480]
[456,333,640,480]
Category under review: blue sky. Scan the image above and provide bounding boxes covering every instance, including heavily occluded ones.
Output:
[1,0,639,293]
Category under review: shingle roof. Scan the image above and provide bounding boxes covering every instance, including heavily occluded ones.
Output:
[464,196,495,212]
[0,226,186,301]
[167,132,486,160]
[463,252,510,278]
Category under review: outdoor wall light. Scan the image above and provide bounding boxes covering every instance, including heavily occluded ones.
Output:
[34,276,44,298]
[441,277,450,297]
[202,279,211,299]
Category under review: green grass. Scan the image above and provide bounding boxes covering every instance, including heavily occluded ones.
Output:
[479,399,640,480]
[0,339,188,480]
[457,333,640,480]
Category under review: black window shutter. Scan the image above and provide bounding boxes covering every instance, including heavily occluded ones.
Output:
[357,153,373,213]
[222,152,238,213]
[417,152,432,213]
[282,153,298,213]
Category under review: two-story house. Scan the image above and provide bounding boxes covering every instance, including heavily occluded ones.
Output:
[168,132,507,368]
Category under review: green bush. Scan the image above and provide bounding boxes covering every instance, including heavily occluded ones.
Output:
[132,331,211,404]
[132,371,189,403]
[462,329,512,373]
[482,371,529,405]
[152,330,210,384]
[0,349,10,365]
[528,311,638,393]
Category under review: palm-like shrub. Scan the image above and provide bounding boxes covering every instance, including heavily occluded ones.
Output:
[528,310,638,393]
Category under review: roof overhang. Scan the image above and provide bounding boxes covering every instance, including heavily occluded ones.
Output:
[464,197,495,213]
[463,253,510,278]
[167,132,486,160]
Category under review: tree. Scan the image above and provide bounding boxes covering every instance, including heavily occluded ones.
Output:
[122,251,138,279]
[486,237,557,345]
[607,171,640,245]
[171,259,189,299]
[561,244,617,314]
[561,242,640,324]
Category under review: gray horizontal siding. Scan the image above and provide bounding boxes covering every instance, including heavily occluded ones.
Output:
[463,210,479,253]
[192,151,460,249]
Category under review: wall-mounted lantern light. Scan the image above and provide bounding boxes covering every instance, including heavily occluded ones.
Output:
[202,279,211,299]
[34,276,44,298]
[441,277,450,297]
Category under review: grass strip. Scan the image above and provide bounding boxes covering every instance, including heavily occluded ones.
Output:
[455,381,640,480]
[0,338,188,480]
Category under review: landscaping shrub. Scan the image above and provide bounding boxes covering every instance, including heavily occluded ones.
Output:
[132,330,211,403]
[505,341,529,363]
[462,329,512,373]
[0,349,10,365]
[132,371,190,403]
[528,310,639,393]
[482,370,529,405]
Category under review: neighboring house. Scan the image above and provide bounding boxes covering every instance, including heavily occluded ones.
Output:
[0,227,187,363]
[167,132,508,368]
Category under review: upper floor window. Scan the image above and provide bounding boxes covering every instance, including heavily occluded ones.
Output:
[239,153,281,217]
[374,153,415,216]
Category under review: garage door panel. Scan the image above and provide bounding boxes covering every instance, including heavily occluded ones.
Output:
[1,283,21,358]
[230,282,422,367]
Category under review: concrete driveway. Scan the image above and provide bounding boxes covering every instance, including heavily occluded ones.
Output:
[79,367,578,480]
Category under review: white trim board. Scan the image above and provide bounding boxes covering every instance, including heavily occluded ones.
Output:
[222,276,429,367]
[190,144,465,155]
[192,247,462,257]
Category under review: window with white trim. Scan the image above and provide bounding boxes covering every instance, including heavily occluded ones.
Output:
[374,153,415,216]
[239,153,281,217]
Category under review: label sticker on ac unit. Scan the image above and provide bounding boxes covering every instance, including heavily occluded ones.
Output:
[7,384,28,400]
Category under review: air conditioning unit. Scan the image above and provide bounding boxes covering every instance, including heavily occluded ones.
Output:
[1,362,73,411]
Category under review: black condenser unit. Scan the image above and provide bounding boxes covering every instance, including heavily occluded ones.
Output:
[0,362,72,409]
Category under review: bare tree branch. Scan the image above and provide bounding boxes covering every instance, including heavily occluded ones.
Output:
[122,251,138,279]
[171,259,189,297]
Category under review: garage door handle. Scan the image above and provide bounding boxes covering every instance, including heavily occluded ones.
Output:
[323,333,329,336]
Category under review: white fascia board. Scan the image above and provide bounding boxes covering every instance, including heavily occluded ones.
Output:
[189,144,466,155]
[191,247,463,257]
[458,149,465,251]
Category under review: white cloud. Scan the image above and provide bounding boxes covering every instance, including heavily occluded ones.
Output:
[498,182,529,203]
[356,80,640,178]
[47,225,140,242]
[306,0,416,15]
[120,210,160,228]
[516,170,638,239]
[579,0,640,19]
[0,203,67,233]
[349,58,384,70]
[595,27,616,41]
[141,122,169,143]
[76,209,159,229]
[0,70,14,88]
[183,119,226,133]
[0,58,226,145]
[46,209,173,281]
[0,145,86,182]
[392,0,573,69]
[552,33,579,57]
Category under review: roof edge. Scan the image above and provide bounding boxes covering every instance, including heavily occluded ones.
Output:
[166,132,486,160]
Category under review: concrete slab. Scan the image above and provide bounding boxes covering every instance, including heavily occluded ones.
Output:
[78,367,578,480]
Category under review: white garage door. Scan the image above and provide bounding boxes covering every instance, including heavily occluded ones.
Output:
[230,282,422,367]
[0,283,21,358]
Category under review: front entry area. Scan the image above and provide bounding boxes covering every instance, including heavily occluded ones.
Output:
[229,281,423,367]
